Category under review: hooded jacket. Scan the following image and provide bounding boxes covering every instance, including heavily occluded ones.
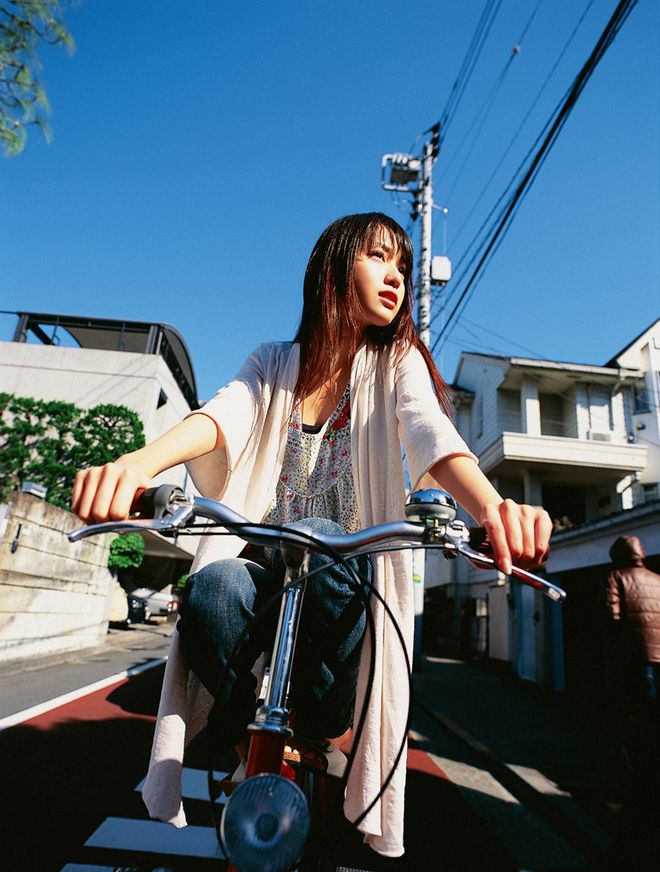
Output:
[605,535,660,662]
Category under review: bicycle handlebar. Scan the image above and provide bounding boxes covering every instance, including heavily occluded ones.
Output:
[68,485,566,603]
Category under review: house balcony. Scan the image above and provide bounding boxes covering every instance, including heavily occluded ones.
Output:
[479,432,647,486]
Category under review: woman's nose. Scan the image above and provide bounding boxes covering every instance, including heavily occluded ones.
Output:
[385,262,402,286]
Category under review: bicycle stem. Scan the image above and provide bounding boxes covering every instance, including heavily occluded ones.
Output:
[248,541,311,740]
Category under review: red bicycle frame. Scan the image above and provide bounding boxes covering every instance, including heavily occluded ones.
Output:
[226,538,312,872]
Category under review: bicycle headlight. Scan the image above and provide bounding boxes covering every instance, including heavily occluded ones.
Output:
[221,773,310,872]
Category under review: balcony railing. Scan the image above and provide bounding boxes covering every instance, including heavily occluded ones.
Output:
[480,431,647,476]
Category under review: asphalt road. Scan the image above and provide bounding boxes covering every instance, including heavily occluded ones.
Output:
[0,624,522,872]
[0,621,173,722]
[0,626,625,871]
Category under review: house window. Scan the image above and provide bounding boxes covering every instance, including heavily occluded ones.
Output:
[539,392,565,437]
[497,477,524,502]
[498,389,521,433]
[643,483,659,503]
[542,483,587,529]
[633,385,651,413]
[587,384,613,435]
[475,395,483,439]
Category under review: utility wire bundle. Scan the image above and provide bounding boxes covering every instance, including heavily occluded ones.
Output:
[429,0,640,357]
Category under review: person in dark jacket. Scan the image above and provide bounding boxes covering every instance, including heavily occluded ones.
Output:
[605,535,660,705]
[605,536,660,872]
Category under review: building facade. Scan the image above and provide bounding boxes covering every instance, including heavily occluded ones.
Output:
[0,311,202,563]
[425,320,659,691]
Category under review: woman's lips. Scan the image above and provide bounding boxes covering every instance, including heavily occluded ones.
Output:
[379,291,399,309]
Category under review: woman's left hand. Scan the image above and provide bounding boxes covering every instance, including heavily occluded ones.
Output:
[480,500,552,576]
[431,456,553,576]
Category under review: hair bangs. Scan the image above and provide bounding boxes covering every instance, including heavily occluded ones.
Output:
[361,218,413,277]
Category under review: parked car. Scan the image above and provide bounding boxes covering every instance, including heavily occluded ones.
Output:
[130,587,179,619]
[126,593,148,625]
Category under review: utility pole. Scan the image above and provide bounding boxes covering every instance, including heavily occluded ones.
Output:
[381,124,447,669]
[381,124,446,346]
[416,129,437,348]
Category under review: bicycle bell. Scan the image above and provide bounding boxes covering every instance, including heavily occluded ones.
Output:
[405,488,457,524]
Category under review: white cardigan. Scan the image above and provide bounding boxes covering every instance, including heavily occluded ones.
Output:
[142,340,475,858]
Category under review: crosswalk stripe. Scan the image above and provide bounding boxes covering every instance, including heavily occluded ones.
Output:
[85,816,225,859]
[60,865,116,871]
[69,766,231,870]
[135,766,230,803]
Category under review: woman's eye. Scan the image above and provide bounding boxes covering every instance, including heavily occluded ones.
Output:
[370,250,384,260]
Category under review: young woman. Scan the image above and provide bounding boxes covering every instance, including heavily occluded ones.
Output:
[72,212,552,859]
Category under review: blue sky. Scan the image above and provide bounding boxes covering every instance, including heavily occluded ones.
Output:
[2,0,658,402]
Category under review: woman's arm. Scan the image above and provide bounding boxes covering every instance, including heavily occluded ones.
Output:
[431,454,552,575]
[71,413,221,523]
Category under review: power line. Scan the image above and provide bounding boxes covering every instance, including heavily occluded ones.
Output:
[436,0,503,142]
[448,0,639,321]
[445,321,514,358]
[438,2,621,314]
[450,0,596,251]
[442,0,544,199]
[442,51,516,191]
[430,0,640,357]
[446,313,552,359]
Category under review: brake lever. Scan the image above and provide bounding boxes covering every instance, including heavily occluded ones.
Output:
[456,542,566,603]
[68,504,195,542]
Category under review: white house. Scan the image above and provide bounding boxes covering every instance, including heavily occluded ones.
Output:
[606,319,660,504]
[425,321,658,691]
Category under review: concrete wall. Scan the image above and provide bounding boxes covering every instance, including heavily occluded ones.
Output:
[0,341,191,445]
[424,546,453,590]
[0,491,115,664]
[488,584,510,662]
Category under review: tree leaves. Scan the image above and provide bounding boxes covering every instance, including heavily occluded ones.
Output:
[0,393,146,509]
[108,532,145,570]
[0,1,74,156]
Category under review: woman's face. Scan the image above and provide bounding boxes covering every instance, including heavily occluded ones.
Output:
[352,234,407,329]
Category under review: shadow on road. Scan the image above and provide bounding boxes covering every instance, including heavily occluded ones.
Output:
[0,664,164,872]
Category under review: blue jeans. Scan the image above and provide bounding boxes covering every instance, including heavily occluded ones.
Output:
[177,518,371,750]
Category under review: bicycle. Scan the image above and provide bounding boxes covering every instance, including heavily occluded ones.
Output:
[70,485,565,872]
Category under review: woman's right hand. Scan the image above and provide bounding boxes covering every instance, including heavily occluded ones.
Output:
[71,457,154,524]
[71,414,220,523]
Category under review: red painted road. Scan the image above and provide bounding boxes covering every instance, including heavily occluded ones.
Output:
[0,663,516,872]
[0,663,165,872]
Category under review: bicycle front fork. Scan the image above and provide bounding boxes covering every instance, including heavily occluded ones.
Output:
[223,539,313,872]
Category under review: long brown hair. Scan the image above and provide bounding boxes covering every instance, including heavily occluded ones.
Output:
[293,212,453,415]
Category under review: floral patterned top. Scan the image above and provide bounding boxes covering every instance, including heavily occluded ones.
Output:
[262,382,360,535]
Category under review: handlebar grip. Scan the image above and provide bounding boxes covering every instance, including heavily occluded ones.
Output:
[135,484,185,519]
[468,527,491,554]
[468,526,552,575]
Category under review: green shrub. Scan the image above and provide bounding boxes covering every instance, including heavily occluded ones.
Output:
[108,533,145,570]
[0,394,145,509]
